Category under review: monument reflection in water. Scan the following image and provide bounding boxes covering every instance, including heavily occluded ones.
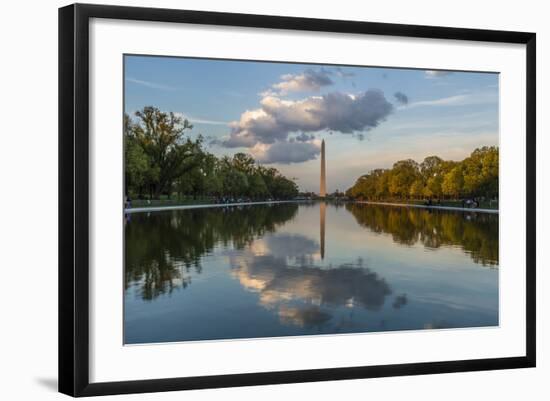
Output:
[124,202,498,344]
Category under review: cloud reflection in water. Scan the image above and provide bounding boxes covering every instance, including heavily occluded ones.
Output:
[229,233,392,328]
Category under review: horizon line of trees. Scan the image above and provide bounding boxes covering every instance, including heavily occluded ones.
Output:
[124,106,299,201]
[346,146,498,201]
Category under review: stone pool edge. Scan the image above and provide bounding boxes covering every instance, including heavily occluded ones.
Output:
[358,201,499,214]
[125,200,302,214]
[125,200,498,214]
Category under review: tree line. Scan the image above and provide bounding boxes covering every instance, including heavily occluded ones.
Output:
[346,146,498,201]
[124,106,299,201]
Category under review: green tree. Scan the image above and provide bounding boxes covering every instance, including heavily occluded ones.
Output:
[129,106,203,197]
[201,153,223,196]
[124,113,157,197]
[232,153,255,174]
[218,156,249,196]
[248,173,268,198]
[125,135,151,196]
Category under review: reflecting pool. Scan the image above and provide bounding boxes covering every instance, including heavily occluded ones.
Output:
[124,202,498,344]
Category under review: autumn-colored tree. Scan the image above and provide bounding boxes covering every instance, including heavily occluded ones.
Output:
[346,147,498,201]
[389,159,420,199]
[442,166,464,198]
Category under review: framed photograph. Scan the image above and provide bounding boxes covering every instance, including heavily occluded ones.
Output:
[59,3,536,397]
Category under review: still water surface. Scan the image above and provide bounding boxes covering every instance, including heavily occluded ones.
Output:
[124,202,498,344]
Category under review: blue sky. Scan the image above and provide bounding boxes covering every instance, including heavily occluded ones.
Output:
[124,55,499,193]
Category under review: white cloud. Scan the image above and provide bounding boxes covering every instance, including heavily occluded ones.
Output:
[225,90,394,149]
[224,89,394,164]
[265,68,334,96]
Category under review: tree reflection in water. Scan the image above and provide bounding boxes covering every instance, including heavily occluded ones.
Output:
[125,203,499,341]
[125,203,298,300]
[126,202,497,306]
[346,203,498,266]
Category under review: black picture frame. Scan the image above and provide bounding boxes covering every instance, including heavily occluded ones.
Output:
[59,3,536,397]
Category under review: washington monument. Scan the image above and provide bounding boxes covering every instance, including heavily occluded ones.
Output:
[320,139,326,197]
